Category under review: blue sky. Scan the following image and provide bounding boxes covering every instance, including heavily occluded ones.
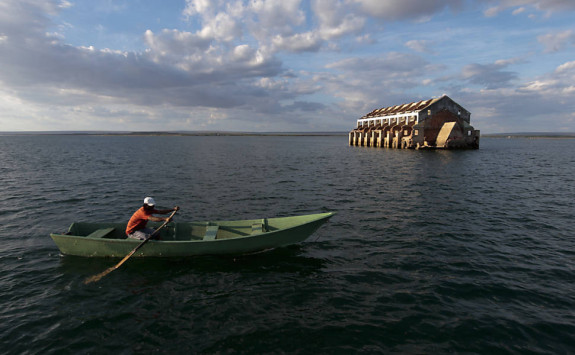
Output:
[1,0,574,133]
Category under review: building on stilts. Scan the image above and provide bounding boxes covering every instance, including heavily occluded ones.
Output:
[349,95,480,149]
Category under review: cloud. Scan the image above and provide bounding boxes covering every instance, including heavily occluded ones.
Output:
[0,1,290,113]
[0,0,347,132]
[313,0,365,40]
[405,40,434,53]
[199,12,243,42]
[512,7,526,15]
[484,0,575,17]
[322,52,439,114]
[143,29,283,80]
[455,59,575,132]
[0,0,59,38]
[183,0,309,47]
[327,52,430,78]
[249,0,306,35]
[143,29,212,58]
[556,61,575,73]
[520,60,575,95]
[353,0,465,20]
[537,30,575,53]
[271,32,323,53]
[284,101,327,112]
[2,0,575,132]
[461,61,518,89]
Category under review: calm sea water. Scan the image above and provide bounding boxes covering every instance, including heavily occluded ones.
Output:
[0,135,574,354]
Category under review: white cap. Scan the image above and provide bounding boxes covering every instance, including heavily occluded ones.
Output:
[144,197,156,206]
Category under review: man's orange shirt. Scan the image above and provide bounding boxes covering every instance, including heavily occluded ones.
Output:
[126,207,157,235]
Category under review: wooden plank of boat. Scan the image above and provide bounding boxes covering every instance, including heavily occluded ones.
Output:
[50,212,335,258]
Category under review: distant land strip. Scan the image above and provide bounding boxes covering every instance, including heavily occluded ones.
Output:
[1,131,575,138]
[482,133,575,139]
[0,131,348,137]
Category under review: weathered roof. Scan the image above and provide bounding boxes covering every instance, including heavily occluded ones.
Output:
[362,97,441,119]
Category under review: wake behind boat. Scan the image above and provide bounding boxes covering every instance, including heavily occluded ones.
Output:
[50,212,335,258]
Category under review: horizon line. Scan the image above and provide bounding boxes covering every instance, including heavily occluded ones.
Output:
[1,130,575,137]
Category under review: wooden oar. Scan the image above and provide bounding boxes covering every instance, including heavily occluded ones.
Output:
[84,208,178,284]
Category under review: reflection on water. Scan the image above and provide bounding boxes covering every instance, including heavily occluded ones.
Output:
[58,245,326,278]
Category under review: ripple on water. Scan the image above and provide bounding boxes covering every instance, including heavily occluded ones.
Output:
[0,136,574,353]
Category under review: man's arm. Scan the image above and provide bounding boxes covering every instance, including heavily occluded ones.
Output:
[155,206,179,215]
[149,216,168,222]
[149,206,179,222]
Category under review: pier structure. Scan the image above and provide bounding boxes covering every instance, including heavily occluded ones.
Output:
[349,95,480,149]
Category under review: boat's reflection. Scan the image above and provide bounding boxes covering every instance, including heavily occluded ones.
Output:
[58,245,326,283]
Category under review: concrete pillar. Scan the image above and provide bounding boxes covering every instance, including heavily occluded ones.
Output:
[393,130,403,149]
[384,132,392,148]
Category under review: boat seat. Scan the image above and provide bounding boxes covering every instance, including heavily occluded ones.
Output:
[203,225,219,241]
[86,228,115,238]
[252,222,263,234]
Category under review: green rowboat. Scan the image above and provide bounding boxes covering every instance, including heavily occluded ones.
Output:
[50,212,335,258]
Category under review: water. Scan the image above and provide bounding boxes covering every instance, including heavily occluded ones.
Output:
[1,135,574,354]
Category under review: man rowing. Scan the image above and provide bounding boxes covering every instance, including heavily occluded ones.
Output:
[126,197,179,240]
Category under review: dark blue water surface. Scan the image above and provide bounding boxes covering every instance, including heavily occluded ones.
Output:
[0,135,574,354]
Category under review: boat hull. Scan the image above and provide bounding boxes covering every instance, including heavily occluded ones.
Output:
[50,212,334,258]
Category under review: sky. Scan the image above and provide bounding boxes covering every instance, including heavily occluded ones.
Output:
[1,0,574,133]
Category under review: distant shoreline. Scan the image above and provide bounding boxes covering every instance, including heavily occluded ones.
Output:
[482,133,575,139]
[1,131,574,138]
[0,131,348,137]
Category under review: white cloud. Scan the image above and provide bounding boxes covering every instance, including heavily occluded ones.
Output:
[556,61,575,73]
[527,0,575,12]
[250,0,305,34]
[537,30,575,53]
[271,32,323,53]
[198,11,242,42]
[313,0,365,40]
[144,29,212,58]
[483,0,575,17]
[183,0,214,17]
[483,6,501,17]
[458,59,575,132]
[512,7,526,15]
[405,39,434,53]
[520,60,575,96]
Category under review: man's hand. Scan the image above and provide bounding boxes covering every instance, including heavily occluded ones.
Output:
[174,206,180,211]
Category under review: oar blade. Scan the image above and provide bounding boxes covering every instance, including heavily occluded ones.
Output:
[84,266,116,284]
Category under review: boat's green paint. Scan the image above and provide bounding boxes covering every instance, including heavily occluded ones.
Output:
[50,212,335,258]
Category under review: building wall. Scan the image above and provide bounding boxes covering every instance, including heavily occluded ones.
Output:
[420,109,461,144]
[418,96,471,124]
[350,96,479,150]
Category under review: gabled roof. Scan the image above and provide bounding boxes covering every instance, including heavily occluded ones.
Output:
[362,97,442,119]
